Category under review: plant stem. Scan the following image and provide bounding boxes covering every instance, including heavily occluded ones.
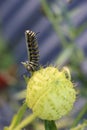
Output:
[41,0,69,48]
[14,113,37,130]
[44,120,58,130]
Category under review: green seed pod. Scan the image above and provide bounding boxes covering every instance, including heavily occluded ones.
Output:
[26,66,76,120]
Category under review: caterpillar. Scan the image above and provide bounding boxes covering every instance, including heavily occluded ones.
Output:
[21,30,39,72]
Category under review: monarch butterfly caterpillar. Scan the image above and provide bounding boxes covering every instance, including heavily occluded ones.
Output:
[21,30,39,72]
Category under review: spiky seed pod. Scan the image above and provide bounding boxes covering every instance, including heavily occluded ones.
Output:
[26,66,76,120]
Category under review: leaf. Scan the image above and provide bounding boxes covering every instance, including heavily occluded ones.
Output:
[5,103,27,130]
[72,103,87,128]
[55,44,75,66]
[13,89,26,100]
[4,127,9,130]
[23,75,29,84]
[71,120,87,130]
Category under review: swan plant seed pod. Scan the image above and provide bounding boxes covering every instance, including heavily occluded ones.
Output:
[26,66,76,120]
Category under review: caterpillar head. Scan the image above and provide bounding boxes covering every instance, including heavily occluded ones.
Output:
[21,61,31,71]
[21,61,38,72]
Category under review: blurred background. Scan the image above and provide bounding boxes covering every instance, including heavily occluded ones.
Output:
[0,0,87,130]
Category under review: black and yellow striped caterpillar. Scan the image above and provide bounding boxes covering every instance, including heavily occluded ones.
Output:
[21,30,39,72]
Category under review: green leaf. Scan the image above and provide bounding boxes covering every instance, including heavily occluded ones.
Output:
[55,44,75,66]
[23,75,30,84]
[13,89,26,100]
[72,103,87,128]
[41,0,69,48]
[4,127,9,130]
[6,103,27,130]
[71,120,87,130]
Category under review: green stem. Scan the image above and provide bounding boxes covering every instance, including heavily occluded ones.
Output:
[44,120,58,130]
[72,103,87,128]
[41,0,69,48]
[75,21,87,38]
[14,113,37,130]
[55,0,76,39]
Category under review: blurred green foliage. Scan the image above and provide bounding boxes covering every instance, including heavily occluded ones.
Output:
[0,34,14,69]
